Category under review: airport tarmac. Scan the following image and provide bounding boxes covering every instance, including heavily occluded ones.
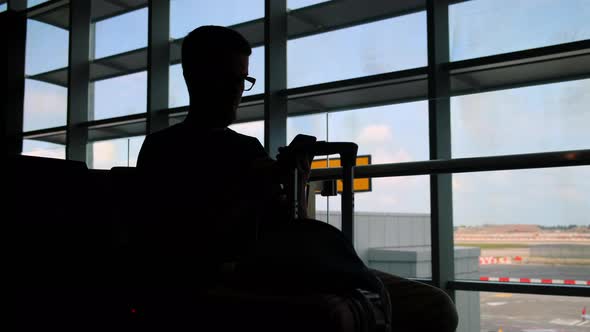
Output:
[478,292,589,332]
[465,265,590,332]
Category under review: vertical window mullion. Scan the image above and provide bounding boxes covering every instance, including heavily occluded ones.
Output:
[66,0,91,161]
[264,0,287,159]
[427,0,454,298]
[147,0,170,134]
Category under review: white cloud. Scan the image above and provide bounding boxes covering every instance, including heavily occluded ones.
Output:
[356,125,393,144]
[92,141,117,169]
[22,148,65,160]
[371,148,413,165]
[23,80,68,131]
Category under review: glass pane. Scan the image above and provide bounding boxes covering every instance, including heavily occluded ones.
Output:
[454,166,590,283]
[451,78,590,158]
[24,16,69,132]
[94,8,147,59]
[169,46,264,108]
[456,291,590,332]
[168,64,188,108]
[26,19,68,75]
[317,176,431,279]
[328,101,429,164]
[23,79,67,131]
[321,102,431,276]
[170,0,263,39]
[449,0,590,61]
[288,113,327,143]
[89,136,145,169]
[28,0,49,8]
[228,120,264,147]
[288,12,426,88]
[0,3,7,12]
[93,71,146,120]
[287,0,330,10]
[287,113,329,217]
[22,139,65,159]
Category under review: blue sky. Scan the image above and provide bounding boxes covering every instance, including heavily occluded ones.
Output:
[20,0,590,226]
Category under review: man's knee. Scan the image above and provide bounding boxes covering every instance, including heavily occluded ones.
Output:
[430,287,459,332]
[372,270,458,332]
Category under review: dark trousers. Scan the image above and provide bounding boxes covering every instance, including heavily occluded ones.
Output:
[372,269,459,332]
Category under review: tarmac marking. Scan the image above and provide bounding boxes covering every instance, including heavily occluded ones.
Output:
[486,302,508,306]
[550,318,584,326]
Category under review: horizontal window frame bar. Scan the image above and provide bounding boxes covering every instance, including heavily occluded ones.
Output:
[309,149,590,181]
[447,39,590,72]
[83,112,145,129]
[27,40,590,116]
[449,280,590,297]
[25,0,148,25]
[22,126,67,140]
[26,0,68,20]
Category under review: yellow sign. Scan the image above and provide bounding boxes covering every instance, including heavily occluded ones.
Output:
[311,155,371,193]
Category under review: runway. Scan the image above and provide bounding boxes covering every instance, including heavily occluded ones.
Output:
[469,265,590,332]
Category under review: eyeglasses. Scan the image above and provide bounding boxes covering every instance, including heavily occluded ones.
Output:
[243,76,256,91]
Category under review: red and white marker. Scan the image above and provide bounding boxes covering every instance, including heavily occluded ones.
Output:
[479,276,590,285]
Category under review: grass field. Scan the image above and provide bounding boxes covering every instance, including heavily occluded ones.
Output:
[455,243,530,249]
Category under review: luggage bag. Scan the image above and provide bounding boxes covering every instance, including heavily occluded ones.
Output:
[202,137,392,332]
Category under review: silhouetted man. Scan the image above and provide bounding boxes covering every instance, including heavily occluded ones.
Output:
[137,26,278,285]
[137,25,457,332]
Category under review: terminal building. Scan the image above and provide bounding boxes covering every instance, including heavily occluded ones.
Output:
[3,1,590,331]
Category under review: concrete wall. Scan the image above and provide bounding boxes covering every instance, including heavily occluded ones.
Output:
[316,211,481,332]
[316,211,431,263]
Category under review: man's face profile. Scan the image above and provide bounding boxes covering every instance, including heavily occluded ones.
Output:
[190,52,249,128]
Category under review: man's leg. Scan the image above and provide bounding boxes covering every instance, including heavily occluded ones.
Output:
[372,269,458,332]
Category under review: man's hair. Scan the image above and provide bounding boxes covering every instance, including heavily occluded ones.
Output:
[182,25,252,82]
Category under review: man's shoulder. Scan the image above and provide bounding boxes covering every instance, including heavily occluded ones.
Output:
[146,123,185,142]
[225,128,260,143]
[225,128,267,155]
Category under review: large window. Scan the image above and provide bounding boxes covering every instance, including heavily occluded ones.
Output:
[27,0,49,8]
[328,102,429,164]
[9,2,589,331]
[22,139,65,160]
[453,166,590,281]
[23,18,68,131]
[170,0,263,40]
[456,291,590,332]
[91,7,147,120]
[229,120,264,146]
[93,71,147,120]
[451,79,590,158]
[287,0,330,10]
[288,12,426,88]
[449,0,590,61]
[89,136,145,170]
[94,8,147,59]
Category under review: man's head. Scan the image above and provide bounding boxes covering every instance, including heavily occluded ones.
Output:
[182,25,252,128]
